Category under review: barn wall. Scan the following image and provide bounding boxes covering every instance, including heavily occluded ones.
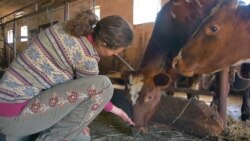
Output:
[0,26,3,66]
[2,0,92,64]
[98,0,136,73]
[99,0,169,74]
[99,0,161,73]
[1,0,170,73]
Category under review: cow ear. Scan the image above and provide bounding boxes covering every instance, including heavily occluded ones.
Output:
[153,72,171,90]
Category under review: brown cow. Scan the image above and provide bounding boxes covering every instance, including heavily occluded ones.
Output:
[173,0,250,120]
[122,0,222,135]
[109,69,170,135]
[173,0,250,76]
[140,0,221,99]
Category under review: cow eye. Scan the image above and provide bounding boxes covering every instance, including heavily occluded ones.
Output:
[210,25,220,33]
[210,26,217,32]
[144,95,153,103]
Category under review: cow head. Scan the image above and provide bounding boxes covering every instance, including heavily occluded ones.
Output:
[140,0,222,71]
[108,69,171,135]
[173,0,250,76]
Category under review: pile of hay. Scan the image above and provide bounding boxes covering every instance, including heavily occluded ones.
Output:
[90,112,250,141]
[219,116,250,141]
[90,112,203,141]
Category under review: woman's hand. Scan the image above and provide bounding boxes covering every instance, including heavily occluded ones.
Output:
[110,105,135,126]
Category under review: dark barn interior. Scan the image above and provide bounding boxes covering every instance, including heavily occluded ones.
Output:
[0,0,250,141]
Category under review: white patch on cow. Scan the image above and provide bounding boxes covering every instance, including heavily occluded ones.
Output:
[185,0,191,3]
[127,74,144,105]
[171,11,176,19]
[191,82,199,90]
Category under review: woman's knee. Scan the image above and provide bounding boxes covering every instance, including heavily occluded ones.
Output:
[95,75,113,90]
[97,75,113,98]
[96,75,112,86]
[85,75,113,99]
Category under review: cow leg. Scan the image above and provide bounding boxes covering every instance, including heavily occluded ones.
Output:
[241,88,250,121]
[166,83,176,96]
[210,96,219,112]
[210,73,220,111]
[187,83,200,99]
[240,63,250,121]
[187,76,201,99]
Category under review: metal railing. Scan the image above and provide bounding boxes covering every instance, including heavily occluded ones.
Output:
[0,0,77,67]
[0,0,76,25]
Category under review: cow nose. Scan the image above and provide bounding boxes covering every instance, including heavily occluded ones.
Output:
[131,127,142,137]
[172,50,183,69]
[172,57,196,77]
[172,56,183,69]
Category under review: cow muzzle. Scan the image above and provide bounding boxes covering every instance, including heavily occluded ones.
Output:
[131,126,148,137]
[172,57,195,77]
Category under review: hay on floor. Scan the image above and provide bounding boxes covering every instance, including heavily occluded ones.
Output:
[89,112,250,141]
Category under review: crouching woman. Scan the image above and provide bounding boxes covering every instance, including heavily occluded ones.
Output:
[0,10,134,141]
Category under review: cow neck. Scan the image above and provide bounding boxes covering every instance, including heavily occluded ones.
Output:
[151,37,167,70]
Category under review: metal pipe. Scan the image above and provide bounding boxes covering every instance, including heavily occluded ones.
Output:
[64,1,70,21]
[0,2,37,19]
[35,4,39,11]
[3,6,54,25]
[15,36,32,40]
[13,16,16,59]
[165,87,216,97]
[0,23,5,66]
[2,24,8,66]
[50,7,53,26]
[1,0,77,25]
[218,68,229,127]
[114,55,135,71]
